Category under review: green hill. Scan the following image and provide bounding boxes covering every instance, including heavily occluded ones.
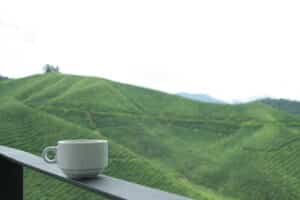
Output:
[261,98,300,116]
[1,73,300,200]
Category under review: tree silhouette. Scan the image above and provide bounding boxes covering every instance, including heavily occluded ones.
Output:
[43,64,60,73]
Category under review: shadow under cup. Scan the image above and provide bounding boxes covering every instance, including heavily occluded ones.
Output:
[42,139,108,179]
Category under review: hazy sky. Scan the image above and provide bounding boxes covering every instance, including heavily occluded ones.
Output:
[1,0,300,102]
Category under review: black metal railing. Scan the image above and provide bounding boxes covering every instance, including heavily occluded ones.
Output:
[0,146,192,200]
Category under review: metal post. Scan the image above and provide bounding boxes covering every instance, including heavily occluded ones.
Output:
[0,156,23,200]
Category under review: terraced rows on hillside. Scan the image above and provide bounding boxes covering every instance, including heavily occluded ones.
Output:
[0,99,214,199]
[1,73,300,200]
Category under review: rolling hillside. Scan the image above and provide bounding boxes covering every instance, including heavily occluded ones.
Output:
[1,73,300,200]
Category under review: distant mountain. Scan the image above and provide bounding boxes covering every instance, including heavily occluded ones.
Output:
[177,92,225,103]
[260,98,300,116]
[231,96,270,104]
[0,75,8,80]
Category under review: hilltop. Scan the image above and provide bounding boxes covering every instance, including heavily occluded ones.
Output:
[1,73,300,200]
[260,98,300,116]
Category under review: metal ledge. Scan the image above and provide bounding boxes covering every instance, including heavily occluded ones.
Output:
[0,146,192,200]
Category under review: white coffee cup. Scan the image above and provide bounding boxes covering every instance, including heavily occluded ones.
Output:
[42,139,108,179]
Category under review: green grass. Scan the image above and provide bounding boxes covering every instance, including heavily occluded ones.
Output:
[1,73,300,200]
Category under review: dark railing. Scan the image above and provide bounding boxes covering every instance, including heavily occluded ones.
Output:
[0,146,192,200]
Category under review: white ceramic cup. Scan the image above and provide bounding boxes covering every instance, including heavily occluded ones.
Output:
[42,139,108,179]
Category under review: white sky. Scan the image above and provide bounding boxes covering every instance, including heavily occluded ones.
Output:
[1,0,300,102]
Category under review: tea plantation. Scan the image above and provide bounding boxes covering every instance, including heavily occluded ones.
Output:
[1,73,300,200]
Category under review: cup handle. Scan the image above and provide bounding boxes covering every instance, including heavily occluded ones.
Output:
[42,146,57,163]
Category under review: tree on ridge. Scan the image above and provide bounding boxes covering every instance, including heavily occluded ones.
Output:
[43,64,60,73]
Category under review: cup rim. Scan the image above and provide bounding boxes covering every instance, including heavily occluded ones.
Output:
[58,139,107,144]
